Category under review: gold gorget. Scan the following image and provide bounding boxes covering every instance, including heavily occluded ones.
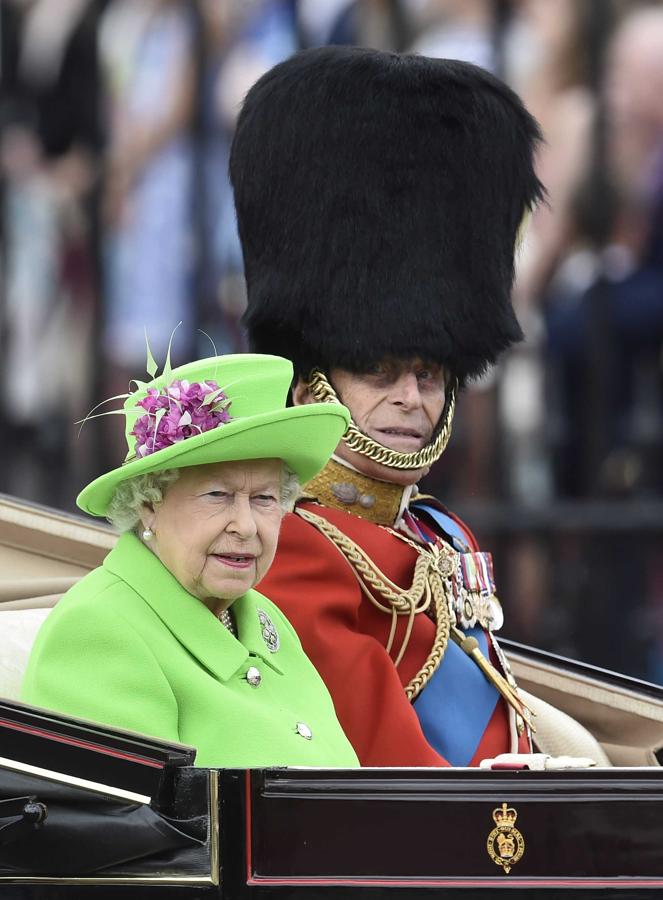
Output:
[302,458,410,527]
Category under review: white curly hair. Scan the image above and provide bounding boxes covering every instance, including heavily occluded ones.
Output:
[107,464,300,532]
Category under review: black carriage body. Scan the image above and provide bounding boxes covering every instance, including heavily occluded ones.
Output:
[3,702,663,900]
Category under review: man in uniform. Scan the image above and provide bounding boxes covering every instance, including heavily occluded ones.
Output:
[229,46,544,767]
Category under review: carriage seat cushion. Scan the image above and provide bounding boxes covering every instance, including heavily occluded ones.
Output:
[0,608,52,701]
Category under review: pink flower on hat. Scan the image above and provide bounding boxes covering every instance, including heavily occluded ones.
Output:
[131,379,232,458]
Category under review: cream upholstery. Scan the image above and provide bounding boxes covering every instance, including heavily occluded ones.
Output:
[510,651,663,767]
[520,689,612,766]
[0,607,52,700]
[0,494,113,703]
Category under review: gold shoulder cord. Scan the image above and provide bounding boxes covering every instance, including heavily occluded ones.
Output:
[295,506,535,728]
[295,506,453,701]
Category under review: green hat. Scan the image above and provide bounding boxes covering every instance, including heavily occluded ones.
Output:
[77,354,350,517]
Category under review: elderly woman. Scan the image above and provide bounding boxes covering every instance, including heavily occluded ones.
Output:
[21,354,359,768]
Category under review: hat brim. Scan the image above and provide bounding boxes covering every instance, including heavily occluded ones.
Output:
[77,404,349,517]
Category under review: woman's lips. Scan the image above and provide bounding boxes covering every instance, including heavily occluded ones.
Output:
[212,554,255,570]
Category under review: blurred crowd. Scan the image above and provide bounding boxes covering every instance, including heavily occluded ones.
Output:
[2,0,663,678]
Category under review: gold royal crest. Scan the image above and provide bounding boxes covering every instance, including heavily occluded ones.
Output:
[486,803,525,875]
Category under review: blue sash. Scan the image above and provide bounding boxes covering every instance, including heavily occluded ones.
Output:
[410,501,471,550]
[412,627,500,766]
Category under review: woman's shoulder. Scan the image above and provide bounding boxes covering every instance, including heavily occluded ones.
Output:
[22,562,165,696]
[65,563,128,600]
[40,564,139,630]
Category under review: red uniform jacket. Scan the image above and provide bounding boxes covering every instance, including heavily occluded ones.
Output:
[259,501,528,767]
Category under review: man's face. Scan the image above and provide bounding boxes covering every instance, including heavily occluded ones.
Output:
[293,359,447,486]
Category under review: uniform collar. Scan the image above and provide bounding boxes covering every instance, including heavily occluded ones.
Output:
[103,533,284,681]
[302,456,417,527]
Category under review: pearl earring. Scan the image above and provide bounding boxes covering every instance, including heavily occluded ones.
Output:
[142,527,154,541]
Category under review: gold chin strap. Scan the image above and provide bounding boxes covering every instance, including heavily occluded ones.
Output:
[306,369,458,470]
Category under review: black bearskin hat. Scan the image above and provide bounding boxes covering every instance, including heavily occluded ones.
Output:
[230,46,543,382]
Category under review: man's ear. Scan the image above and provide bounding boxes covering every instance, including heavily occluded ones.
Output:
[291,377,315,406]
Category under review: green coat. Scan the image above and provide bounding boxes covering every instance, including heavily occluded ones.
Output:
[21,533,358,768]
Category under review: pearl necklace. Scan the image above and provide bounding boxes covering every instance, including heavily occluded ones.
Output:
[218,608,237,637]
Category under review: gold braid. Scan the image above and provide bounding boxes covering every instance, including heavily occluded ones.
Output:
[306,370,458,470]
[295,506,453,701]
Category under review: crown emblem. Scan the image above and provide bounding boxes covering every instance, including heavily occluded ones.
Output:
[486,802,525,875]
[493,803,517,827]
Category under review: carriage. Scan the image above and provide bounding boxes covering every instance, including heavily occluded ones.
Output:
[2,493,663,898]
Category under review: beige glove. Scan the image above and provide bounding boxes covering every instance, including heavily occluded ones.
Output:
[479,752,597,770]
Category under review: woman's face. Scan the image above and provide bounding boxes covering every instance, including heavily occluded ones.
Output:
[141,459,284,613]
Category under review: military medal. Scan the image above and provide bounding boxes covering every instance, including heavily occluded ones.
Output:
[447,550,503,632]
